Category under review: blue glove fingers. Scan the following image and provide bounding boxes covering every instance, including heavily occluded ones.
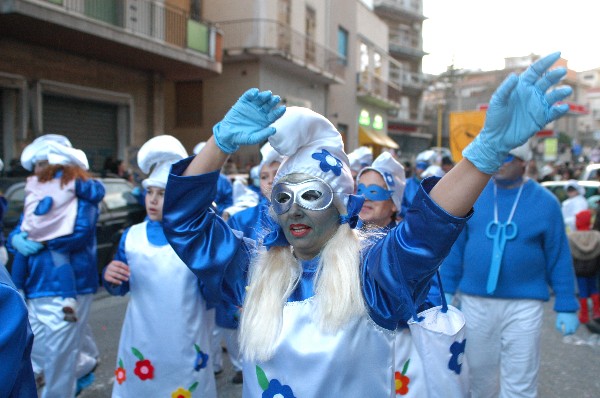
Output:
[241,127,276,146]
[489,73,518,107]
[521,52,561,84]
[261,95,281,113]
[240,88,260,101]
[254,90,274,107]
[266,105,286,124]
[545,86,572,106]
[534,68,567,93]
[547,103,570,123]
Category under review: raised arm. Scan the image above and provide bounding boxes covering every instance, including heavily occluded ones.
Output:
[430,52,572,217]
[182,88,286,177]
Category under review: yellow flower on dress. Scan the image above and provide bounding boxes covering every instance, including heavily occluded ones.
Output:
[171,387,191,398]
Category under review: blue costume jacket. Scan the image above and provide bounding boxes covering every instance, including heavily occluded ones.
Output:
[9,179,105,298]
[163,158,470,330]
[400,176,421,219]
[0,265,36,397]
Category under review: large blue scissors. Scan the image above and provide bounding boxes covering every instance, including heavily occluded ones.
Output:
[485,220,518,294]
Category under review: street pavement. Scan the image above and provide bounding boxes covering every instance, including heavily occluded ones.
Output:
[76,288,600,397]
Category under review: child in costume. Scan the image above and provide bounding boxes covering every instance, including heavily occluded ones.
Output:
[103,135,217,398]
[13,134,91,322]
[163,52,572,396]
[9,134,105,398]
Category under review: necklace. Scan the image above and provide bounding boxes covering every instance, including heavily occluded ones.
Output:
[485,180,526,294]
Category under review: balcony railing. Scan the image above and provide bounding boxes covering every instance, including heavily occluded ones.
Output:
[39,0,220,59]
[357,70,402,109]
[217,19,344,81]
[390,66,426,90]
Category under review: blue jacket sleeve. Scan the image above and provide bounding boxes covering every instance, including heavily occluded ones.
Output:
[9,253,28,291]
[102,227,130,296]
[215,174,234,216]
[75,178,105,205]
[163,158,252,307]
[0,268,36,398]
[362,177,470,329]
[439,227,468,295]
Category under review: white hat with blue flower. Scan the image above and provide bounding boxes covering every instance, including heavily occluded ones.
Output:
[348,146,373,173]
[357,152,406,210]
[269,107,354,204]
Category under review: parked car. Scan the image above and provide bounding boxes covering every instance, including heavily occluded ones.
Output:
[1,177,146,277]
[579,163,600,181]
[541,180,600,203]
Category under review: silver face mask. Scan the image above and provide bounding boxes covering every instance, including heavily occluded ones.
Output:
[271,178,334,215]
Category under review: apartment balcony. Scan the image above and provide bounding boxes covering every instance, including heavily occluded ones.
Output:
[390,67,428,95]
[218,19,345,85]
[356,70,402,110]
[389,38,427,60]
[0,0,222,80]
[373,0,426,24]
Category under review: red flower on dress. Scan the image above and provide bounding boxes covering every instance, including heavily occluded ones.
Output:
[115,359,126,385]
[395,370,410,395]
[131,347,154,381]
[134,359,154,380]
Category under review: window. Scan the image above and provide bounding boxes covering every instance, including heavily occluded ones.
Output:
[359,42,369,72]
[373,114,384,130]
[176,81,203,127]
[373,51,382,77]
[337,27,348,65]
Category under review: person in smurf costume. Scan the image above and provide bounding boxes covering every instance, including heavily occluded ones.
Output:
[162,52,573,397]
[103,135,217,398]
[347,146,373,191]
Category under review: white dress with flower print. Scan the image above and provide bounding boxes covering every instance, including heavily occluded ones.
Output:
[111,222,217,398]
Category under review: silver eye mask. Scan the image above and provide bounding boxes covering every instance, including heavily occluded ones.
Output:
[271,178,334,215]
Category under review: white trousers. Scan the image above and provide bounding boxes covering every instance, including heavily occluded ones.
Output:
[75,293,99,379]
[461,295,543,398]
[208,308,243,372]
[29,296,78,398]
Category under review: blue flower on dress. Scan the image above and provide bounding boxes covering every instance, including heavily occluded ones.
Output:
[448,339,466,375]
[262,379,297,398]
[312,149,342,176]
[193,344,209,371]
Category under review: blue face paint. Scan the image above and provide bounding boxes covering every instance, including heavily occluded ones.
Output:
[357,183,393,202]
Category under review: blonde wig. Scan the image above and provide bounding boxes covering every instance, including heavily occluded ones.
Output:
[239,221,366,362]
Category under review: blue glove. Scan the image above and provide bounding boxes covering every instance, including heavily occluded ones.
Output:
[463,52,572,174]
[213,88,286,154]
[555,312,579,335]
[11,231,44,257]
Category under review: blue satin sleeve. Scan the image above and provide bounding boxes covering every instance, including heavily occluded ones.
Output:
[0,267,36,398]
[75,178,106,205]
[102,227,130,296]
[164,157,253,308]
[216,174,234,216]
[362,177,471,330]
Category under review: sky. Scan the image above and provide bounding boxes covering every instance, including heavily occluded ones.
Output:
[422,0,600,75]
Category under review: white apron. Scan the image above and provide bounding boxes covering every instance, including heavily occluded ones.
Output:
[242,298,396,397]
[393,328,429,397]
[112,222,217,398]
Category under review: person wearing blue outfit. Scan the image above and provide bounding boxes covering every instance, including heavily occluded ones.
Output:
[400,156,429,220]
[8,134,105,398]
[194,141,233,216]
[103,135,217,398]
[440,141,580,397]
[0,264,37,397]
[162,52,572,397]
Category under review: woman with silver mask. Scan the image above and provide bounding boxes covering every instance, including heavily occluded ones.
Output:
[163,52,572,397]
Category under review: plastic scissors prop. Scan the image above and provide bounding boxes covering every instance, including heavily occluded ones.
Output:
[485,220,517,294]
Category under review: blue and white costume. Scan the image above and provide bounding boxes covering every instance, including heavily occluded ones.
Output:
[164,160,467,397]
[104,221,217,398]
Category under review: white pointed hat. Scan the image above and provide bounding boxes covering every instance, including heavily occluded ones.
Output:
[357,152,406,210]
[138,135,188,189]
[21,134,88,171]
[348,146,373,172]
[269,106,353,211]
[258,141,284,173]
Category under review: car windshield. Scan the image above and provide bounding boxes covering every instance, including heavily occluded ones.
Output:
[102,180,138,210]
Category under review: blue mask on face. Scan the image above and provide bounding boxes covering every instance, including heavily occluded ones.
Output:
[356,183,393,201]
